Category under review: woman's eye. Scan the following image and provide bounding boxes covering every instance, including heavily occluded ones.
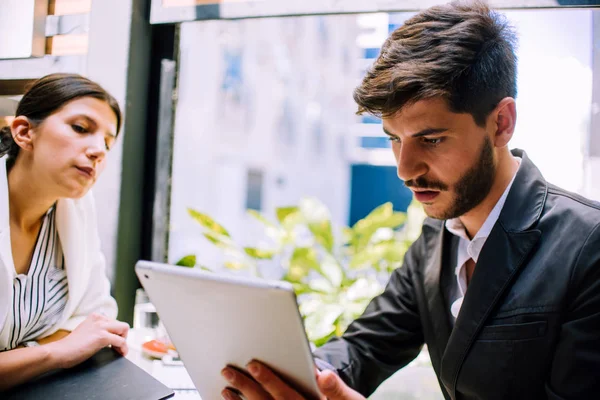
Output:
[72,124,87,133]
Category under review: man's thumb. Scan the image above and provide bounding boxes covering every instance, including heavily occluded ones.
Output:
[317,370,364,400]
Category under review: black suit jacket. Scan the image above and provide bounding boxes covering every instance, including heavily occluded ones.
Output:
[314,149,600,399]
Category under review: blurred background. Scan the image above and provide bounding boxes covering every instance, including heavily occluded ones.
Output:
[1,1,599,398]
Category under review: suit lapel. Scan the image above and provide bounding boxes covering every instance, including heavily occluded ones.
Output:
[423,227,452,368]
[439,223,541,397]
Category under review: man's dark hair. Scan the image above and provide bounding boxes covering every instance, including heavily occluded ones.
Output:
[353,0,517,126]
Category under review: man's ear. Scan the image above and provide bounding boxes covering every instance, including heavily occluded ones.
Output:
[490,97,517,148]
[10,116,35,152]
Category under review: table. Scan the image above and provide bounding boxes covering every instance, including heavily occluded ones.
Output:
[126,328,201,399]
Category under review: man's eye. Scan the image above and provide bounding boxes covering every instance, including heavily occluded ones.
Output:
[72,125,87,133]
[387,136,401,143]
[423,137,443,145]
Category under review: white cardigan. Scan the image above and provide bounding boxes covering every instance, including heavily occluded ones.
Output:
[0,159,117,349]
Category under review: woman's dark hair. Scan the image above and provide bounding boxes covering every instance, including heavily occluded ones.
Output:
[0,73,122,165]
[353,0,517,126]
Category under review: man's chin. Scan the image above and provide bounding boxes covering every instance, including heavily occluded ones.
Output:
[421,201,457,220]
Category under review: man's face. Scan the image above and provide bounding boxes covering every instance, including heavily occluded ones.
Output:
[382,98,497,220]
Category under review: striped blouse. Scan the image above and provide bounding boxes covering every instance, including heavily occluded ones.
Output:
[3,205,68,350]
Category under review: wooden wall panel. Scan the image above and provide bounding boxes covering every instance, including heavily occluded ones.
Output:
[48,0,92,15]
[45,34,88,55]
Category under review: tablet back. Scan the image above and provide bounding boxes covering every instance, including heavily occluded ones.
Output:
[135,260,320,400]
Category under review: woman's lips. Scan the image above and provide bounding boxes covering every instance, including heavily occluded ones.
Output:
[413,190,440,203]
[75,166,95,179]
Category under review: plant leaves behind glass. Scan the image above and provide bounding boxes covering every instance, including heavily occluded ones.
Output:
[320,254,343,287]
[247,209,276,228]
[275,206,299,225]
[203,232,236,249]
[180,198,424,346]
[308,221,334,253]
[175,255,196,268]
[350,203,406,251]
[303,304,345,346]
[243,247,275,260]
[224,261,247,270]
[287,247,320,282]
[188,208,231,237]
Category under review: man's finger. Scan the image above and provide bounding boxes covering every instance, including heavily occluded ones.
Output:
[246,361,303,400]
[221,388,243,400]
[317,370,365,400]
[221,367,273,400]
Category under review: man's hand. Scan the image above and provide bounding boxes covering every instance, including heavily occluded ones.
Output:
[221,361,365,400]
[46,313,130,369]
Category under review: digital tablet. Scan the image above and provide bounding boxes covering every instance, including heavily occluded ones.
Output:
[135,260,320,400]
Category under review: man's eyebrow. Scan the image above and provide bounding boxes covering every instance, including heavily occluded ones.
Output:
[382,127,447,138]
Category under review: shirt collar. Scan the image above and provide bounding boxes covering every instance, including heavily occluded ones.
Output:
[445,157,521,262]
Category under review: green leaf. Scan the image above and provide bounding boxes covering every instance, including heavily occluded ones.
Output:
[203,232,236,249]
[299,197,330,222]
[247,209,275,228]
[351,205,407,251]
[224,261,247,270]
[275,206,299,224]
[341,227,354,246]
[308,277,335,294]
[188,208,230,237]
[286,247,320,282]
[243,247,275,260]
[349,246,382,270]
[304,304,345,345]
[308,220,334,253]
[175,255,196,268]
[320,255,343,288]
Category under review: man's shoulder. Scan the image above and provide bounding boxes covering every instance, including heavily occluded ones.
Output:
[544,184,600,228]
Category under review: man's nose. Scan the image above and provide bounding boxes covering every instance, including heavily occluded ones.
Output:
[396,143,427,182]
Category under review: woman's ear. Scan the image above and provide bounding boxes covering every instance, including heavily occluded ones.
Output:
[10,116,35,152]
[490,97,517,148]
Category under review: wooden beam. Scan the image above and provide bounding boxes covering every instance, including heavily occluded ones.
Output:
[0,117,15,126]
[48,0,92,15]
[0,80,36,96]
[45,34,88,55]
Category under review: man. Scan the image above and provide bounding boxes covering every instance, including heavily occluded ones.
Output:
[220,1,600,399]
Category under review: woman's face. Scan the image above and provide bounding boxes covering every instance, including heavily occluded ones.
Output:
[28,97,118,199]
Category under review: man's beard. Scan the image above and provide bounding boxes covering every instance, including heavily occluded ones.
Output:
[405,136,496,220]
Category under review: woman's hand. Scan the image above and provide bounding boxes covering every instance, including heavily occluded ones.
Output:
[47,313,130,369]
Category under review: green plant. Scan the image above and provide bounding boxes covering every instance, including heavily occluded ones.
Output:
[176,198,425,346]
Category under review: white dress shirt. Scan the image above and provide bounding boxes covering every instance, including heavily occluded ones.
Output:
[445,157,521,319]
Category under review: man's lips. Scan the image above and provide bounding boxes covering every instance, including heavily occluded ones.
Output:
[75,166,96,179]
[411,189,440,203]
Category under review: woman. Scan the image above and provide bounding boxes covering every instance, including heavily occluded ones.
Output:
[0,73,129,391]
